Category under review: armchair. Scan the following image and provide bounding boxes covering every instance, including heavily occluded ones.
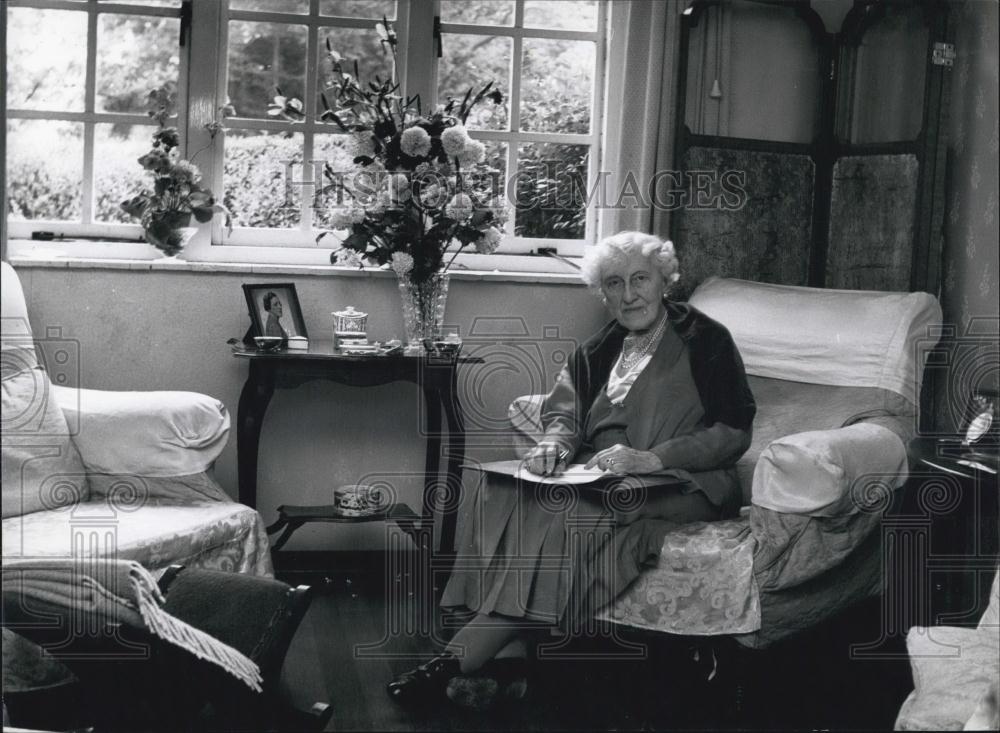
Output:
[2,261,273,700]
[507,276,942,646]
[1,261,272,575]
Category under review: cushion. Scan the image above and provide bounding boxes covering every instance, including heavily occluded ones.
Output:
[688,277,942,405]
[751,423,908,516]
[895,624,999,730]
[0,262,38,380]
[50,385,230,477]
[2,368,89,518]
[978,571,1000,631]
[737,376,913,504]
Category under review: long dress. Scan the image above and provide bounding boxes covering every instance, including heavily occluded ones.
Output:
[441,303,756,630]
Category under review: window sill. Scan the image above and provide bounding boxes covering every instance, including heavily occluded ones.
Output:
[7,250,588,286]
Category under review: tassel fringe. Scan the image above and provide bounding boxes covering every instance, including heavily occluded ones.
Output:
[129,564,263,693]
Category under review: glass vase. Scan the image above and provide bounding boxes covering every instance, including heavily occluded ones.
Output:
[397,271,450,352]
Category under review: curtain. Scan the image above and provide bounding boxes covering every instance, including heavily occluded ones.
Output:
[599,0,683,241]
[1,7,7,262]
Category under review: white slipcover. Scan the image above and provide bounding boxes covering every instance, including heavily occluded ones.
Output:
[688,276,942,405]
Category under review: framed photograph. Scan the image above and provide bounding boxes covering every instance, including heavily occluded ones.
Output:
[242,283,308,340]
[960,387,999,448]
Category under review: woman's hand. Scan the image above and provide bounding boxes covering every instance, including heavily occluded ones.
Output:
[585,444,663,475]
[524,442,568,476]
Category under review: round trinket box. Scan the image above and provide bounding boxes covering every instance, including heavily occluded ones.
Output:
[334,484,387,517]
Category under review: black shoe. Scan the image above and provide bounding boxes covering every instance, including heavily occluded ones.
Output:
[386,654,462,707]
[446,657,529,711]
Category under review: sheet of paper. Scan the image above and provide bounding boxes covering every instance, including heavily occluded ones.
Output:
[469,460,689,488]
[513,463,611,485]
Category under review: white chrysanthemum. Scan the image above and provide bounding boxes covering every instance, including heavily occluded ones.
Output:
[419,183,447,209]
[400,127,432,157]
[347,133,376,159]
[474,226,503,254]
[445,193,474,221]
[329,209,353,230]
[457,139,486,167]
[390,252,415,276]
[441,125,469,157]
[386,173,410,201]
[333,248,363,267]
[330,205,367,229]
[387,174,411,205]
[367,191,391,216]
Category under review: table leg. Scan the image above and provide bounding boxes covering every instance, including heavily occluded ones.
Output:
[236,362,275,509]
[438,369,466,567]
[421,384,443,526]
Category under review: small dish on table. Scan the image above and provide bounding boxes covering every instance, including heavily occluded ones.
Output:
[254,336,284,353]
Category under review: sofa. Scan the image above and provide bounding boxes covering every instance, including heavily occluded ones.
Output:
[507,276,943,645]
[895,570,1000,730]
[2,261,272,693]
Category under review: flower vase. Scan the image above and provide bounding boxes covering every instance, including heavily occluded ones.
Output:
[397,271,450,352]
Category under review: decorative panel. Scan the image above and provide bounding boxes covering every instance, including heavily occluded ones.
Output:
[671,146,814,298]
[825,154,919,291]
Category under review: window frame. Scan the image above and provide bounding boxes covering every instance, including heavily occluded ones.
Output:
[5,0,188,246]
[435,1,607,256]
[6,0,614,270]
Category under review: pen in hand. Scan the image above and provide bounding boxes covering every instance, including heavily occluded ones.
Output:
[526,446,569,477]
[540,448,569,477]
[554,449,569,475]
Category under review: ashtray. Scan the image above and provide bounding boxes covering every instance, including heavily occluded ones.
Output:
[253,336,284,352]
[422,338,463,359]
[334,484,389,517]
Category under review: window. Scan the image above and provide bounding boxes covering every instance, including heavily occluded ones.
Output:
[220,0,400,246]
[5,0,185,241]
[5,0,608,264]
[436,0,604,255]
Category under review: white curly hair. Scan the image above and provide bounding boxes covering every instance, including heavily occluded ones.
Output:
[579,231,681,293]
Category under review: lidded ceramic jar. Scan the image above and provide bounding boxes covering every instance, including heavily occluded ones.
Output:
[332,305,368,338]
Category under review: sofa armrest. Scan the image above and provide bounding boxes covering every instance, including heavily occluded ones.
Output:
[51,385,230,477]
[751,422,907,517]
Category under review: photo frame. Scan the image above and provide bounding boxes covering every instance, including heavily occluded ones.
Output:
[242,283,308,342]
[960,387,1000,448]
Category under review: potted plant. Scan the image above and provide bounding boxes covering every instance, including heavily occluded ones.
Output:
[120,83,231,257]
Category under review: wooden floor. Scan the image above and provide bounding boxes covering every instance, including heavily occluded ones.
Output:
[275,558,916,732]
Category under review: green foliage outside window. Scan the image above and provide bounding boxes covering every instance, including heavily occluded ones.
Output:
[6,1,596,240]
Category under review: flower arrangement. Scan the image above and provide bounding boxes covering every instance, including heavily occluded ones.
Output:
[120,83,231,256]
[282,20,508,285]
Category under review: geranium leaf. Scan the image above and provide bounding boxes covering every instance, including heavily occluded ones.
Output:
[191,206,213,223]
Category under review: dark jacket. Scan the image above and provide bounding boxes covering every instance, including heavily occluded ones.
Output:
[539,301,756,492]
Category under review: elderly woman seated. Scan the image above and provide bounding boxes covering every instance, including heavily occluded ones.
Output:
[387,231,757,710]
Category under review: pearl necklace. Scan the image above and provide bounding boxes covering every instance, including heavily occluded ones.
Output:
[618,313,667,372]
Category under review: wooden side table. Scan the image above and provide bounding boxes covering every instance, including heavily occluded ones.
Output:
[902,436,999,627]
[232,343,484,575]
